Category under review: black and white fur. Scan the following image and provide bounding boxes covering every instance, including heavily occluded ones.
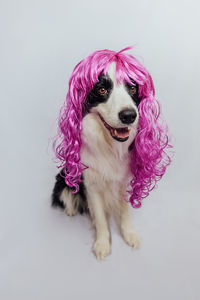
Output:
[52,62,140,259]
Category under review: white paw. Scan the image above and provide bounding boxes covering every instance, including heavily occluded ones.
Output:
[64,207,78,216]
[93,238,111,260]
[122,230,140,249]
[60,188,78,217]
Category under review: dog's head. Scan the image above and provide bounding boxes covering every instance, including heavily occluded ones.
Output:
[54,47,172,208]
[83,62,139,143]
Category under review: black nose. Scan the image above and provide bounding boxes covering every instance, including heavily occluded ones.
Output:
[118,109,137,124]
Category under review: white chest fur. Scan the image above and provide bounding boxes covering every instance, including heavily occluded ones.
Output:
[80,113,134,187]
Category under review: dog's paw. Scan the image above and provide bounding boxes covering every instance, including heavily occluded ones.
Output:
[93,238,111,260]
[64,206,78,217]
[122,230,140,249]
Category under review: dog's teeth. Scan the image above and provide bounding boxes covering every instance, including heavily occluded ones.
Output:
[114,129,118,136]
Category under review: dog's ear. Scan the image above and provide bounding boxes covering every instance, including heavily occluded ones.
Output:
[128,77,172,208]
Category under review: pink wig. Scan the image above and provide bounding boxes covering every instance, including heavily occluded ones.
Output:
[53,46,172,208]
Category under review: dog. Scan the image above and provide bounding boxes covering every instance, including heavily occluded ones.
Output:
[52,46,172,259]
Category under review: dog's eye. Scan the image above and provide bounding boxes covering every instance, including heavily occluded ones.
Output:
[98,87,108,95]
[129,86,137,94]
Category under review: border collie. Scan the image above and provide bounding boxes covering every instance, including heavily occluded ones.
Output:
[52,47,172,259]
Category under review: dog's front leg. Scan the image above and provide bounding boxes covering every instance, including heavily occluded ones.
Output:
[86,186,110,260]
[119,196,140,249]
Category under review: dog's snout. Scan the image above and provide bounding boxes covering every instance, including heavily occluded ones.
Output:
[118,109,137,124]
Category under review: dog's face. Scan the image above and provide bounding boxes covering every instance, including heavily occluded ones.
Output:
[85,62,140,142]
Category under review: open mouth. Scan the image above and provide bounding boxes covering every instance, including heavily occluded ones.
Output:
[99,114,130,142]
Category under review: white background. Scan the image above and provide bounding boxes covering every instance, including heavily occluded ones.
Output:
[1,0,200,299]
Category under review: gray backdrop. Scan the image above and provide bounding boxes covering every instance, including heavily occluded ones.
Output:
[1,0,200,299]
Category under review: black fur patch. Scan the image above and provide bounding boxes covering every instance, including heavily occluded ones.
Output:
[125,80,141,106]
[82,73,113,115]
[51,170,89,214]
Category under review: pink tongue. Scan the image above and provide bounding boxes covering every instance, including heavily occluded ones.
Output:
[117,131,129,138]
[111,128,129,138]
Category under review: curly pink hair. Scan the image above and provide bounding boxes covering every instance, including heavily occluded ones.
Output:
[53,46,172,208]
